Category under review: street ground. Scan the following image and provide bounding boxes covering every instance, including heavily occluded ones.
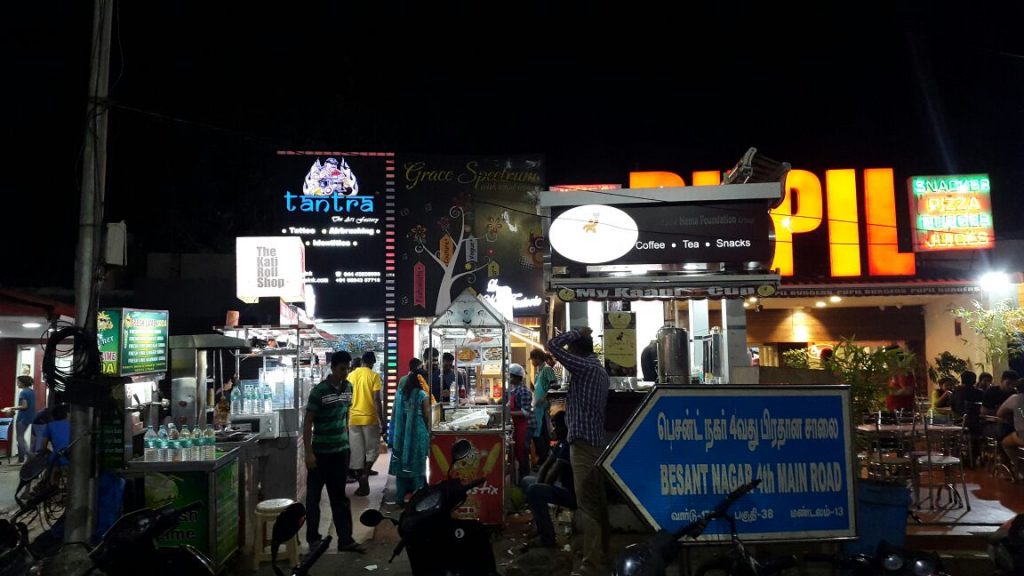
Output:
[0,454,1000,575]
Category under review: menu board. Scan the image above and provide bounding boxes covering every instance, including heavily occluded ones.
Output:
[98,308,169,377]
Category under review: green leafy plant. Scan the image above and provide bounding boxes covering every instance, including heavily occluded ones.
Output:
[952,300,1024,371]
[783,338,915,416]
[927,351,969,384]
[823,339,916,416]
[782,348,811,369]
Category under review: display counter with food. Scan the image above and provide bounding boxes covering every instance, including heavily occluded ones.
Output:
[426,290,519,525]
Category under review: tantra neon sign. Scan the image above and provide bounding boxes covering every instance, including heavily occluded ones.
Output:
[629,168,915,278]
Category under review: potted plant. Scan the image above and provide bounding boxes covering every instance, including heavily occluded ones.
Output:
[952,299,1024,372]
[782,339,915,415]
[927,351,969,385]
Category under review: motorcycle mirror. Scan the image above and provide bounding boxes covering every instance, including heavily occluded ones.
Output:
[272,502,306,552]
[360,509,385,527]
[451,439,473,463]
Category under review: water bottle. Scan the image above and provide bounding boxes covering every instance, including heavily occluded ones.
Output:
[246,384,256,414]
[204,425,216,460]
[158,425,169,461]
[262,384,273,414]
[180,425,192,460]
[168,423,180,462]
[144,427,158,461]
[231,386,242,416]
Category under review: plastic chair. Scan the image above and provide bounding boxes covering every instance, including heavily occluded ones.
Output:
[253,498,300,569]
[0,418,13,464]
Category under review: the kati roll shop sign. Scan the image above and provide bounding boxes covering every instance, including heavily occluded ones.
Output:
[600,386,854,541]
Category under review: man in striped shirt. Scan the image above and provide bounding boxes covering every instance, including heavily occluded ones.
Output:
[304,350,365,553]
[547,327,609,576]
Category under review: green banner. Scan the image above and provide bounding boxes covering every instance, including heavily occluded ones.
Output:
[214,460,239,565]
[146,471,209,551]
[97,309,122,376]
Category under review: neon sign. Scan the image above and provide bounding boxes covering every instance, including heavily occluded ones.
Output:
[909,174,993,252]
[629,168,918,277]
[284,192,375,213]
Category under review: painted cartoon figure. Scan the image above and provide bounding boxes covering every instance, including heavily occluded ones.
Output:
[431,438,502,519]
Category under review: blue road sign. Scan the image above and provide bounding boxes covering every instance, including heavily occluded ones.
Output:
[600,385,855,541]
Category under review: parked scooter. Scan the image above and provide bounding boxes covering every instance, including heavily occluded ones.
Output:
[806,540,949,575]
[614,479,796,576]
[360,439,498,576]
[271,502,331,576]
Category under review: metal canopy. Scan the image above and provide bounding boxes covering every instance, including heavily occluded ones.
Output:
[429,289,507,330]
[538,182,781,207]
[169,333,250,350]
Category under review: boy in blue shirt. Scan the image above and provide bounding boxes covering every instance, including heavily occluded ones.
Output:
[4,376,36,463]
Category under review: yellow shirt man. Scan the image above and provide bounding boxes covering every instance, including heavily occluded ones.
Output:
[349,366,382,426]
[348,352,384,496]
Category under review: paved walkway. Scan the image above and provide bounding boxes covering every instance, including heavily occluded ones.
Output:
[0,459,25,515]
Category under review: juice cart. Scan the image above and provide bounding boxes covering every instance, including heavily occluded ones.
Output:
[426,289,519,525]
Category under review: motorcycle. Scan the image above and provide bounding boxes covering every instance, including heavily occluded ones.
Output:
[360,438,498,576]
[0,486,55,575]
[271,502,331,576]
[806,540,949,575]
[614,479,796,576]
[26,501,216,576]
[87,500,216,575]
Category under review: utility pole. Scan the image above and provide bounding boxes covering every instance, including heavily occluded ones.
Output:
[69,0,113,544]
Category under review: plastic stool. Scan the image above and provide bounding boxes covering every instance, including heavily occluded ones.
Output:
[253,498,300,569]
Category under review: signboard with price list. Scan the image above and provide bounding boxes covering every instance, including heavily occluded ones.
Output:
[97,308,169,377]
[599,385,855,541]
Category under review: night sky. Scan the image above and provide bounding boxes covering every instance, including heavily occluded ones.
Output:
[6,2,1024,289]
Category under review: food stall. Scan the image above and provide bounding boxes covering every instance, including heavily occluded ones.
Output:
[427,290,529,525]
[127,447,241,569]
[220,324,332,503]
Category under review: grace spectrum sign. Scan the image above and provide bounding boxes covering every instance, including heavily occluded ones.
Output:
[627,168,996,278]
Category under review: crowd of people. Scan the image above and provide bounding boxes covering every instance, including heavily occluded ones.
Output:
[931,368,1024,473]
[301,327,612,575]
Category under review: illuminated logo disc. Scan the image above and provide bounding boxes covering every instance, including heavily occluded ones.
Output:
[549,205,639,264]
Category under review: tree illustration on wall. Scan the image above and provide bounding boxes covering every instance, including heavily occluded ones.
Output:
[408,204,496,315]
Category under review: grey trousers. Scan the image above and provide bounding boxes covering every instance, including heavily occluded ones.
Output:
[570,439,610,575]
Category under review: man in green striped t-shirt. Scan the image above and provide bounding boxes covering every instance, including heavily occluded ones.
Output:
[304,350,366,553]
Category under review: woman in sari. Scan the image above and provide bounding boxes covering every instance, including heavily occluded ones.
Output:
[389,358,431,503]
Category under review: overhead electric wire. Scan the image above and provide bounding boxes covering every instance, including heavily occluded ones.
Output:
[95,98,1002,248]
